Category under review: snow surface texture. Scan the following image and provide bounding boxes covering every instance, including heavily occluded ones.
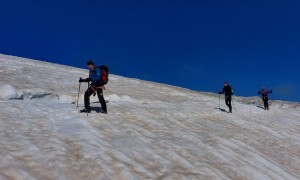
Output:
[0,54,300,180]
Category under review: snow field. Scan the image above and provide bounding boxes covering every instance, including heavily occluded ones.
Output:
[0,54,299,179]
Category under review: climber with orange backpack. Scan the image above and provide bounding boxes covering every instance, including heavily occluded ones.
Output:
[79,60,109,114]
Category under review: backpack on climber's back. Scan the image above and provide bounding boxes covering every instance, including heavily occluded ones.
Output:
[99,65,109,83]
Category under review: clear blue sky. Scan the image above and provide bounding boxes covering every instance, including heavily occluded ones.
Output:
[1,0,299,102]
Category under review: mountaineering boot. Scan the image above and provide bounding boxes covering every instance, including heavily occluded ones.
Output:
[80,108,91,113]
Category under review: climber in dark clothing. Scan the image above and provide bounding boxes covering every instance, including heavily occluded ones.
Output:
[79,60,108,114]
[258,87,272,110]
[219,82,233,113]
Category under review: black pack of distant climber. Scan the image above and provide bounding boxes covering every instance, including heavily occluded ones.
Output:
[219,82,234,113]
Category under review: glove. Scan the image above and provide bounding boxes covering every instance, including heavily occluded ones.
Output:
[79,78,90,82]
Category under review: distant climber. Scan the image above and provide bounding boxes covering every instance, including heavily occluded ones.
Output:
[258,87,272,110]
[79,60,109,114]
[219,82,233,113]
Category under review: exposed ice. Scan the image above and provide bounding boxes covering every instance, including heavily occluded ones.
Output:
[0,84,18,99]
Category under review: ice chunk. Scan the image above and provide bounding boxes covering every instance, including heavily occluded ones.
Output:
[0,84,18,99]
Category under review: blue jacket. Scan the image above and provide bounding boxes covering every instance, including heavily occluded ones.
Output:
[89,67,101,85]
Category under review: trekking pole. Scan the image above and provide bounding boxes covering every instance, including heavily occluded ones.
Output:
[76,82,81,108]
[271,89,274,106]
[232,97,237,112]
[219,93,220,109]
[271,89,274,100]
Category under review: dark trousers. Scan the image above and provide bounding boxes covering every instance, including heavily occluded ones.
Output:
[225,96,232,111]
[84,83,107,113]
[263,97,269,110]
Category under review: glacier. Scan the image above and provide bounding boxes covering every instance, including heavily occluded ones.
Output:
[0,54,299,179]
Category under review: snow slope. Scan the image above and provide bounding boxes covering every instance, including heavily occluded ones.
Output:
[0,54,299,179]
